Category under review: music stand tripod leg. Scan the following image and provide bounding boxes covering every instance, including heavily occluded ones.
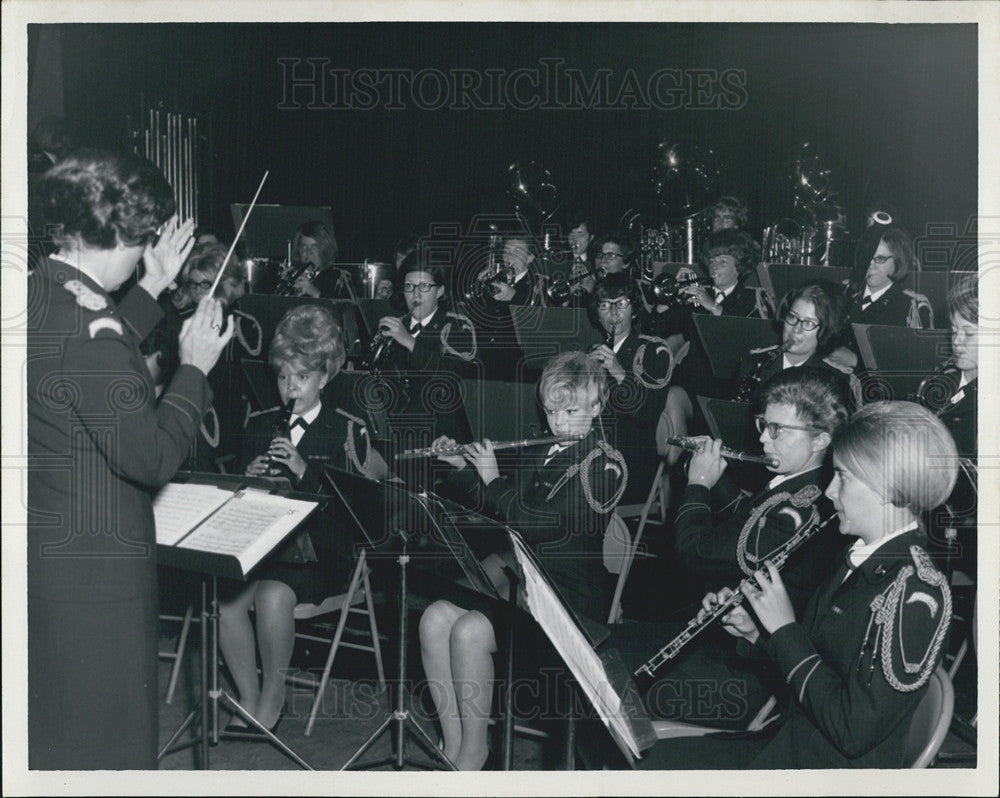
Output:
[341,544,456,771]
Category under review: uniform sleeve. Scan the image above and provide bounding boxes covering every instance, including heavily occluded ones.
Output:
[764,571,949,758]
[116,283,165,344]
[403,327,442,371]
[67,322,211,489]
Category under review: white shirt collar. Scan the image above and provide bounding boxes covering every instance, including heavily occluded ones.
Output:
[513,269,529,284]
[767,464,821,491]
[410,308,438,329]
[863,283,892,304]
[292,401,322,426]
[49,253,106,291]
[718,283,736,299]
[846,521,918,570]
[612,333,628,354]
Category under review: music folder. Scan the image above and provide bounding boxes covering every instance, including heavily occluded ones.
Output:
[510,305,604,368]
[152,472,321,580]
[853,323,951,401]
[756,263,851,308]
[230,203,334,261]
[697,396,756,454]
[692,315,778,379]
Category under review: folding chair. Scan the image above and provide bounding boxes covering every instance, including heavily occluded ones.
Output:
[286,548,386,736]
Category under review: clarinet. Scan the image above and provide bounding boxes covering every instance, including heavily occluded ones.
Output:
[265,398,296,475]
[734,340,791,403]
[633,511,838,682]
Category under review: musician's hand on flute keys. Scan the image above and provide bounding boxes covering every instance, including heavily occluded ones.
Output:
[741,561,796,634]
[430,435,467,470]
[465,439,501,486]
[687,437,726,489]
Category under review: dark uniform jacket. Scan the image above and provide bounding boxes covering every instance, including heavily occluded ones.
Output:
[27,256,212,603]
[448,430,626,623]
[508,268,538,305]
[734,349,853,407]
[603,329,672,503]
[847,281,913,328]
[675,467,841,616]
[753,528,952,768]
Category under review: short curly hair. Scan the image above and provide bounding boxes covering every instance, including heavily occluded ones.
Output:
[832,401,958,515]
[759,367,850,436]
[776,280,848,357]
[35,148,175,250]
[269,304,345,376]
[538,351,610,412]
[182,242,245,307]
[699,228,760,280]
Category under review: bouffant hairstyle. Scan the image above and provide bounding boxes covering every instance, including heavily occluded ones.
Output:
[269,304,345,376]
[832,401,958,515]
[699,228,760,280]
[947,272,978,325]
[538,350,610,411]
[182,242,245,307]
[36,148,175,250]
[776,280,848,357]
[293,220,339,268]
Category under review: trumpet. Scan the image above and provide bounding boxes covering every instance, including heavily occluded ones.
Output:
[362,329,395,372]
[634,511,838,680]
[465,263,515,302]
[546,265,601,304]
[395,434,583,461]
[643,272,713,304]
[275,260,320,296]
[666,436,779,468]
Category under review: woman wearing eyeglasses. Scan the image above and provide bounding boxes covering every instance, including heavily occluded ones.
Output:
[588,273,675,504]
[604,368,847,729]
[734,280,853,405]
[845,225,915,328]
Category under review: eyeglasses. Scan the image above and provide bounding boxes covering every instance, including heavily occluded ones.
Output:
[754,415,822,438]
[596,298,631,312]
[870,254,894,265]
[402,281,437,293]
[783,310,820,332]
[182,279,213,292]
[599,251,623,260]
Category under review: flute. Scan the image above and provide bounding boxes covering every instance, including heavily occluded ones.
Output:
[395,434,582,461]
[634,511,838,680]
[666,436,779,468]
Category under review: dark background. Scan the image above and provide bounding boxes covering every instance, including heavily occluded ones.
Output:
[32,22,977,262]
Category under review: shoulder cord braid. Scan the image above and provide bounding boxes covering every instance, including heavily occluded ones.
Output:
[231,309,263,356]
[903,289,933,330]
[737,485,822,576]
[200,405,220,448]
[336,407,371,474]
[545,440,628,514]
[632,334,677,390]
[441,311,478,362]
[864,546,952,692]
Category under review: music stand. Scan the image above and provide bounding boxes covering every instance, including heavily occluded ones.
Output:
[510,305,603,368]
[756,263,851,307]
[692,315,778,380]
[230,203,334,261]
[853,323,951,401]
[697,396,756,454]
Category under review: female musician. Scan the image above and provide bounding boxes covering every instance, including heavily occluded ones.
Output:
[594,232,632,277]
[220,305,387,735]
[488,234,539,305]
[419,352,627,769]
[678,228,760,318]
[27,149,232,768]
[845,225,915,328]
[734,280,853,405]
[588,273,674,504]
[708,195,750,233]
[638,401,957,769]
[606,369,847,729]
[565,214,597,303]
[284,219,340,298]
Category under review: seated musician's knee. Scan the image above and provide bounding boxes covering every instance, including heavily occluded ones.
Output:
[253,579,297,619]
[450,610,497,655]
[419,600,460,644]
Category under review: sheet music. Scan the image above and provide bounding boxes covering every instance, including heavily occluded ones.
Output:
[152,482,235,546]
[178,489,318,575]
[508,534,641,760]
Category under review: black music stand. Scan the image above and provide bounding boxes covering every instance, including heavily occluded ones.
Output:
[510,305,603,368]
[692,315,778,380]
[230,203,334,261]
[697,396,756,455]
[853,323,951,402]
[155,472,325,770]
[756,263,851,308]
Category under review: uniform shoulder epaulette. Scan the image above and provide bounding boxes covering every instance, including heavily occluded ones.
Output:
[63,279,124,338]
[633,334,676,389]
[821,355,853,374]
[737,484,821,575]
[440,311,477,361]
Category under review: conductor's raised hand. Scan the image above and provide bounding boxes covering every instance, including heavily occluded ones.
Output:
[431,435,466,470]
[465,439,501,486]
[687,437,726,489]
[741,561,796,635]
[139,215,196,299]
[178,295,234,376]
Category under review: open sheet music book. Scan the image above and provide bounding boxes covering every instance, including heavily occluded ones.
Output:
[508,533,656,763]
[153,478,320,580]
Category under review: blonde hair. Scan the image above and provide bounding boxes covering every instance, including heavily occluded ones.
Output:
[538,351,609,411]
[269,304,345,376]
[832,401,958,514]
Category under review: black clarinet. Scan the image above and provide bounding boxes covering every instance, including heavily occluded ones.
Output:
[734,340,791,403]
[265,398,296,475]
[911,359,963,416]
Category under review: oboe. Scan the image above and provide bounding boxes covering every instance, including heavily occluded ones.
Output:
[395,434,583,461]
[666,436,780,468]
[265,399,296,474]
[634,511,838,681]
